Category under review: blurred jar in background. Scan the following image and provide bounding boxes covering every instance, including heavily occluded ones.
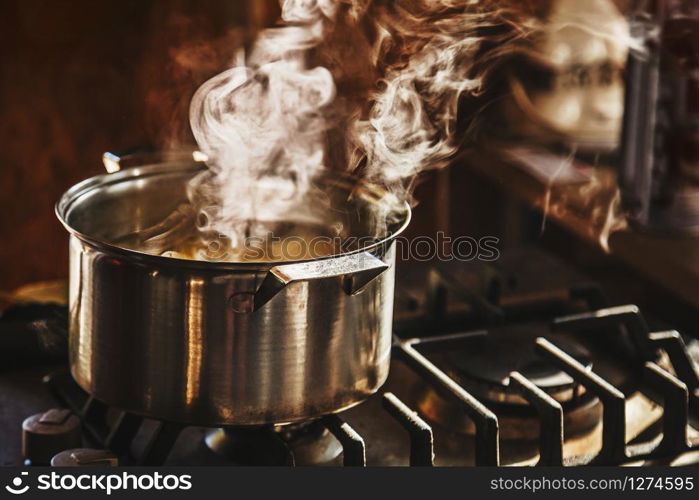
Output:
[504,0,630,153]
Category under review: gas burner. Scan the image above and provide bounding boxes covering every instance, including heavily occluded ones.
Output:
[391,303,699,465]
[411,327,603,440]
[447,326,593,405]
[205,421,342,466]
[416,381,602,443]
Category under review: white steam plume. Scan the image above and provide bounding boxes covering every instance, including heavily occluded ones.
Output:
[348,0,636,200]
[182,0,636,260]
[348,1,516,198]
[188,0,340,251]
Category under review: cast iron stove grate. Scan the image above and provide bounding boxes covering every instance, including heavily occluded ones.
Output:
[42,304,699,466]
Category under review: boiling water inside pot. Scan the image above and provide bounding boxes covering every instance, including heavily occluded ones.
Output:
[60,166,407,266]
[114,203,345,263]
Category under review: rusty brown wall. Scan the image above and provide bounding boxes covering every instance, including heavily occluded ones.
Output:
[0,0,279,290]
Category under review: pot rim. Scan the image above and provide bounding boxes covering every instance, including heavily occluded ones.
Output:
[55,160,411,270]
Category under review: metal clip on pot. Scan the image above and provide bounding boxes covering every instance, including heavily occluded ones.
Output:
[253,252,389,311]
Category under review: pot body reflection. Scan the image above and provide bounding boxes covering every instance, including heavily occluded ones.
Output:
[59,159,409,425]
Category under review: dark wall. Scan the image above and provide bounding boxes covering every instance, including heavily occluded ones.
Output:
[0,0,277,290]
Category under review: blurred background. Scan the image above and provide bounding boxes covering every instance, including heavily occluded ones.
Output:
[0,0,693,320]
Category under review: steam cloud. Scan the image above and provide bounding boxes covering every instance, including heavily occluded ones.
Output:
[349,1,490,197]
[185,0,635,258]
[188,0,341,251]
[188,0,504,252]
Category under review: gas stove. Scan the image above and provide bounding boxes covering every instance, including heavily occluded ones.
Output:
[2,248,699,466]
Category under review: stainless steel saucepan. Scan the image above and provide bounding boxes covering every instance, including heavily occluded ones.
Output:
[56,152,411,426]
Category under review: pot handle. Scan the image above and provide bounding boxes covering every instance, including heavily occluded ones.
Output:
[253,251,389,311]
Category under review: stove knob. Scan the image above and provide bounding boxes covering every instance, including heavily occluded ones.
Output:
[22,408,81,465]
[51,448,118,467]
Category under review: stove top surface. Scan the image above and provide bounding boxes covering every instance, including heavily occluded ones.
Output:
[2,248,699,466]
